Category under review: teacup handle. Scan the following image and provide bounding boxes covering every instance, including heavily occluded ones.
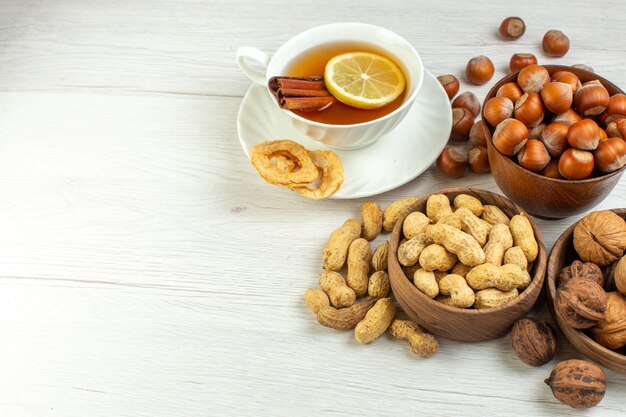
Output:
[236,47,270,85]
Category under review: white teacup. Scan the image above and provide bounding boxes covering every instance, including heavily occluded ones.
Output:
[236,23,423,150]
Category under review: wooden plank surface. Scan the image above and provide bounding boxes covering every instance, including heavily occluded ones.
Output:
[0,0,625,416]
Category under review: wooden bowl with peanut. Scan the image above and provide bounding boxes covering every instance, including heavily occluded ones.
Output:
[546,208,626,374]
[388,188,547,342]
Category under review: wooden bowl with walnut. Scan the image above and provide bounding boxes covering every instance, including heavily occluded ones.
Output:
[388,188,547,342]
[546,208,626,374]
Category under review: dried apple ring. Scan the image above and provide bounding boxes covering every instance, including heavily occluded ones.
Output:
[291,150,344,200]
[250,140,318,186]
[275,155,296,172]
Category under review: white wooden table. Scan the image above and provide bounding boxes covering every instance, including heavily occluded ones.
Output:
[1,1,625,416]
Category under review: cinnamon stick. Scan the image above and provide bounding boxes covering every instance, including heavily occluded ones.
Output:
[279,96,336,111]
[268,75,335,111]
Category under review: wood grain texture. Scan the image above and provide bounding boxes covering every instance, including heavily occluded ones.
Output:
[0,0,625,416]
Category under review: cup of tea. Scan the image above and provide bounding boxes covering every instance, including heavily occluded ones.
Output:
[237,23,424,150]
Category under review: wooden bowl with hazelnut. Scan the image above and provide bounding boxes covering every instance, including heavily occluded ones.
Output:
[388,188,547,342]
[546,208,626,374]
[483,65,626,220]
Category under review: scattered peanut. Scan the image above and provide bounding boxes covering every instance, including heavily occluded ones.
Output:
[316,296,377,330]
[454,194,484,216]
[389,319,439,358]
[319,271,356,308]
[398,233,432,266]
[354,298,396,344]
[383,198,418,232]
[368,270,390,298]
[304,288,330,314]
[419,244,458,272]
[474,288,519,309]
[403,211,431,239]
[426,194,453,223]
[466,262,531,291]
[438,274,476,308]
[346,238,371,296]
[371,240,389,271]
[323,218,362,271]
[456,207,492,246]
[510,213,539,262]
[426,223,486,266]
[483,224,514,266]
[504,246,528,270]
[413,268,440,298]
[482,205,511,225]
[361,201,383,241]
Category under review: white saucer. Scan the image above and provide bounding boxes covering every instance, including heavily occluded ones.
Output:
[237,70,452,199]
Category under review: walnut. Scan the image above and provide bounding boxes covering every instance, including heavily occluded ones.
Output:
[557,260,604,287]
[555,277,607,329]
[545,359,606,408]
[615,256,626,296]
[510,317,557,366]
[591,291,626,350]
[573,211,626,266]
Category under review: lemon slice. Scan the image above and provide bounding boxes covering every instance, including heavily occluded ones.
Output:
[324,52,406,109]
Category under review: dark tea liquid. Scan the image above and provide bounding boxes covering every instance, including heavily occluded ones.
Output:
[284,41,407,125]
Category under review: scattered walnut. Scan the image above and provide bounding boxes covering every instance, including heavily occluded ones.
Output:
[510,317,557,366]
[545,359,606,408]
[573,211,626,266]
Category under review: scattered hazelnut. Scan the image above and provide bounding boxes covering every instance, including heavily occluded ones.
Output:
[469,120,487,147]
[510,318,557,366]
[499,17,526,39]
[452,92,481,118]
[466,55,494,85]
[436,147,468,178]
[509,53,537,73]
[542,30,570,57]
[450,107,474,141]
[437,74,460,100]
[545,360,606,408]
[468,146,490,173]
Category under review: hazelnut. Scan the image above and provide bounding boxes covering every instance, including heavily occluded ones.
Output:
[594,137,626,173]
[509,53,537,73]
[566,119,602,151]
[574,81,610,116]
[558,149,594,180]
[492,118,529,156]
[602,93,626,124]
[541,159,563,179]
[557,260,604,287]
[452,91,481,118]
[450,107,474,141]
[542,30,570,57]
[499,17,526,39]
[484,96,514,127]
[540,122,569,158]
[468,146,490,173]
[517,139,550,172]
[540,82,572,114]
[555,277,607,329]
[545,360,606,408]
[528,122,546,140]
[496,82,523,103]
[517,64,549,93]
[469,120,487,147]
[573,211,626,266]
[514,92,545,128]
[552,71,582,93]
[436,148,467,178]
[591,291,626,350]
[437,75,460,100]
[510,317,557,366]
[465,55,494,85]
[572,64,594,73]
[551,108,582,126]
